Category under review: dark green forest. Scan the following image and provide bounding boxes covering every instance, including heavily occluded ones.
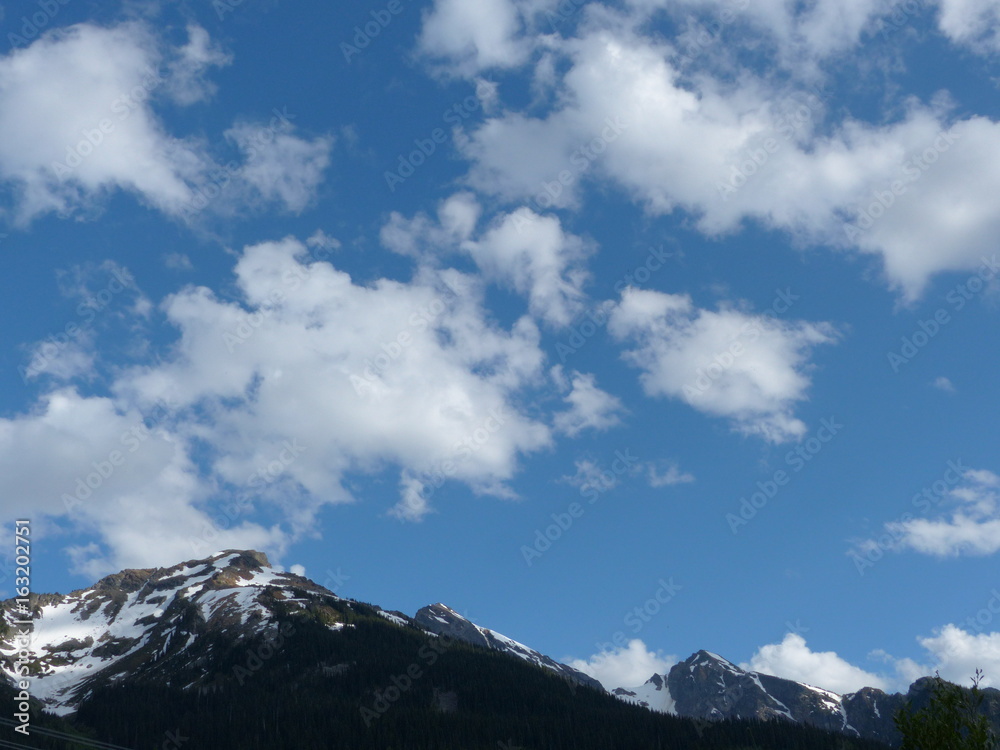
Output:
[0,596,889,750]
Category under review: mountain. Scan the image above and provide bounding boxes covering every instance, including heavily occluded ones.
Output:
[0,550,596,718]
[413,602,603,691]
[0,550,905,749]
[612,649,1000,747]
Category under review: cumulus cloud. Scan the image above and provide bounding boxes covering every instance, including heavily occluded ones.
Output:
[443,9,1000,301]
[0,22,201,222]
[551,367,625,436]
[744,633,890,693]
[936,0,1000,52]
[0,388,287,578]
[163,23,232,105]
[884,468,1000,556]
[913,625,1000,687]
[0,22,332,225]
[417,0,548,75]
[568,639,676,690]
[750,624,1000,694]
[628,0,890,72]
[0,233,589,572]
[383,195,592,328]
[608,288,838,442]
[224,118,333,213]
[872,623,1000,690]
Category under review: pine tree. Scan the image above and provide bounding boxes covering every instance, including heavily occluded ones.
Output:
[895,669,998,750]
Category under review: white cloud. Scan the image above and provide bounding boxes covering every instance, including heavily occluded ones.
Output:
[884,468,1000,556]
[743,633,890,693]
[448,15,1000,301]
[22,339,95,382]
[561,458,624,493]
[646,462,695,487]
[608,288,838,442]
[163,24,232,105]
[628,0,889,72]
[937,0,1000,52]
[224,118,333,213]
[164,252,194,271]
[115,238,553,503]
[0,388,287,578]
[383,196,592,328]
[0,22,332,225]
[914,625,1000,687]
[391,472,435,522]
[0,235,576,572]
[381,192,482,258]
[551,367,625,437]
[932,375,956,393]
[568,639,676,690]
[418,0,533,75]
[467,208,592,327]
[872,624,1000,690]
[0,22,201,222]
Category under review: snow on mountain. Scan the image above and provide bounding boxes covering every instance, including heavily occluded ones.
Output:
[612,672,677,714]
[2,547,972,749]
[0,550,602,717]
[610,649,906,741]
[0,550,344,715]
[413,602,603,691]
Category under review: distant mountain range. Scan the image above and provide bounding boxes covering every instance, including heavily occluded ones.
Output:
[612,649,1000,746]
[0,549,992,749]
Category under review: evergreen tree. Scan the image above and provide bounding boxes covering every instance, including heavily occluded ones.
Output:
[895,670,998,750]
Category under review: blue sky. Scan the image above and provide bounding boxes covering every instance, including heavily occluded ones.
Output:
[2,0,1000,696]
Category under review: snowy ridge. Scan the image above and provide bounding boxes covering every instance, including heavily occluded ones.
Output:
[413,603,603,691]
[613,673,677,714]
[613,649,886,740]
[0,550,340,715]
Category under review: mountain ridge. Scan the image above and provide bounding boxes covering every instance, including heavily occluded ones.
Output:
[0,549,991,749]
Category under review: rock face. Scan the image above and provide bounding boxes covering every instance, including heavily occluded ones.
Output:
[0,549,345,715]
[414,602,603,691]
[615,650,1000,748]
[0,550,603,716]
